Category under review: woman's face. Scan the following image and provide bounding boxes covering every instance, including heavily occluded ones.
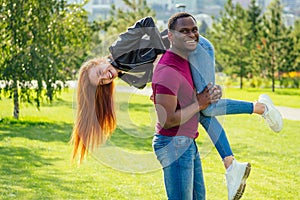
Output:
[88,61,118,86]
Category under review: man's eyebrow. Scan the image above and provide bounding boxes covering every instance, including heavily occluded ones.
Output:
[178,27,198,32]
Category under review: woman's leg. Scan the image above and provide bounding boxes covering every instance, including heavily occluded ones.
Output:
[198,114,251,200]
[201,98,254,117]
[201,96,283,133]
[189,42,215,94]
[189,38,265,118]
[198,113,233,161]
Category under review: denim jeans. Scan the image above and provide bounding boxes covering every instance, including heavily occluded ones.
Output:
[199,113,232,159]
[152,134,205,200]
[189,37,215,95]
[189,37,254,116]
[188,36,254,159]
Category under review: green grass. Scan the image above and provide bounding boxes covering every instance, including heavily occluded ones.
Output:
[222,87,300,108]
[0,87,299,199]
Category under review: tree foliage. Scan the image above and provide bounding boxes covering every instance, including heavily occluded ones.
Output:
[0,0,94,118]
[259,0,287,91]
[90,0,156,56]
[208,0,253,88]
[207,0,299,91]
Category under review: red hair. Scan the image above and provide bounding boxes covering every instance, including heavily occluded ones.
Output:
[71,58,116,163]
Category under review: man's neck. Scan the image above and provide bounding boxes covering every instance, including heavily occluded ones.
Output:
[169,47,188,60]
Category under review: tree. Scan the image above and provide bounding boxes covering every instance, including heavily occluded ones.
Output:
[208,0,252,89]
[109,0,155,33]
[259,0,286,91]
[293,20,300,74]
[90,0,156,57]
[294,20,300,69]
[0,0,93,119]
[246,0,264,79]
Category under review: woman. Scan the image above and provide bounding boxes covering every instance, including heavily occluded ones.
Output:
[71,58,117,163]
[71,16,283,200]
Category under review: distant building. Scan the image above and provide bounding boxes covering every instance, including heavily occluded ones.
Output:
[68,0,298,26]
[233,0,298,27]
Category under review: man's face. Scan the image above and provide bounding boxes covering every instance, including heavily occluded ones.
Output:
[169,16,199,53]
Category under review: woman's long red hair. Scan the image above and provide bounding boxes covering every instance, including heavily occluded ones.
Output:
[71,58,116,163]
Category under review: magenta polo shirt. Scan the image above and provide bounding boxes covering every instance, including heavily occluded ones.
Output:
[152,50,199,139]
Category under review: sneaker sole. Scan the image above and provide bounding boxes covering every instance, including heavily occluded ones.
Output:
[233,163,251,200]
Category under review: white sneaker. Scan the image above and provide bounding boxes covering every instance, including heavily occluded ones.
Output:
[258,94,283,132]
[226,160,251,200]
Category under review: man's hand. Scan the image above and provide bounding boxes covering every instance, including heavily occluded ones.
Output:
[208,83,222,102]
[196,83,222,110]
[149,93,154,102]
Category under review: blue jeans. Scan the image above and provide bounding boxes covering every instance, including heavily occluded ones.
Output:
[152,134,205,200]
[189,36,254,159]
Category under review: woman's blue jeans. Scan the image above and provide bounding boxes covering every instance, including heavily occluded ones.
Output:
[189,37,253,159]
[153,134,205,200]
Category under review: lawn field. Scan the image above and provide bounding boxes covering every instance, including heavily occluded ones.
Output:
[0,87,299,199]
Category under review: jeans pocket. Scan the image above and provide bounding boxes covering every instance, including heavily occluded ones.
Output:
[152,134,175,167]
[152,134,171,151]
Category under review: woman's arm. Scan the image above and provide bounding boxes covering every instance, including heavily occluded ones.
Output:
[109,17,166,70]
[108,17,166,89]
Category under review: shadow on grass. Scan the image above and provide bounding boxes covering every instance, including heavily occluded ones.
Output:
[0,115,153,151]
[109,127,153,152]
[40,97,73,108]
[0,145,87,199]
[0,118,89,198]
[118,101,153,112]
[0,117,153,152]
[0,118,72,143]
[0,116,155,198]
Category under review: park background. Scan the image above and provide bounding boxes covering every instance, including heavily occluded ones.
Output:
[1,0,300,199]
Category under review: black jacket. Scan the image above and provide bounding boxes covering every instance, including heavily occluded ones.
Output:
[109,17,166,89]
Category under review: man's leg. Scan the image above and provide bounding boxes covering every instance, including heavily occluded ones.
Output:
[193,141,206,200]
[153,135,204,199]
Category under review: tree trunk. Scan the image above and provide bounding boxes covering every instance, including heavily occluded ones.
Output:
[240,74,243,89]
[240,65,243,89]
[271,52,275,92]
[272,68,275,92]
[13,82,19,119]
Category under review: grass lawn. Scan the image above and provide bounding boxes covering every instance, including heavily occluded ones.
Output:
[0,87,299,199]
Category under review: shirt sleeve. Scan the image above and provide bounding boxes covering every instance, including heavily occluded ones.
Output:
[153,66,180,96]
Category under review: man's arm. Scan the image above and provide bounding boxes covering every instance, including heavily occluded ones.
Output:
[155,87,218,129]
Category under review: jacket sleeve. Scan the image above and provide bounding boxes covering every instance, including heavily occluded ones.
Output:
[109,17,166,70]
[108,17,166,89]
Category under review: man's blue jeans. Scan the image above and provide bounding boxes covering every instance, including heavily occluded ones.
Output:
[152,134,205,200]
[189,37,253,159]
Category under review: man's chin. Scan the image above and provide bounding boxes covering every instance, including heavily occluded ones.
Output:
[186,45,197,52]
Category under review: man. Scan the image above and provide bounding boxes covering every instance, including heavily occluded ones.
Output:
[152,12,221,199]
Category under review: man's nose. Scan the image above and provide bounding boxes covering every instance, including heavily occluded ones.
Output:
[186,31,196,37]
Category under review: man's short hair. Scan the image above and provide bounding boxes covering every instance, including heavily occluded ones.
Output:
[168,12,197,30]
